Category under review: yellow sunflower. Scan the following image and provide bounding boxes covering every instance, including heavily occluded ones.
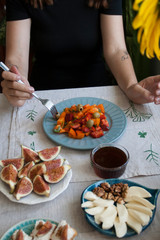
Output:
[132,0,160,60]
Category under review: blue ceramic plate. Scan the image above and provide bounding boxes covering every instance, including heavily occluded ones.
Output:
[43,97,127,150]
[81,179,160,238]
[1,218,58,240]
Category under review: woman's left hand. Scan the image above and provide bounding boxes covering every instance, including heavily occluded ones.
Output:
[126,75,160,105]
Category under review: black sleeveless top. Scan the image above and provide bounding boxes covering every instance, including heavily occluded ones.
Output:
[6,0,122,90]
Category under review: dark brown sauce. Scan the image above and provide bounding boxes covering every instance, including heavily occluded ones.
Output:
[93,146,127,168]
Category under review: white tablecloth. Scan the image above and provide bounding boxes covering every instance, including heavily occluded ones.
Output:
[0,86,160,239]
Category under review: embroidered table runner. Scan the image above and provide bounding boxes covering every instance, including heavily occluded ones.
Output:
[1,86,160,182]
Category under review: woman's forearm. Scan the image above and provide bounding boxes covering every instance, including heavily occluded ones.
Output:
[5,19,31,78]
[100,14,138,97]
[104,48,138,93]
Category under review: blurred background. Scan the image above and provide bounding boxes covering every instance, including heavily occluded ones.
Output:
[0,0,160,92]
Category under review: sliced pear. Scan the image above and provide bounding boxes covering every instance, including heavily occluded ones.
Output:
[127,214,142,234]
[81,201,95,208]
[93,198,114,208]
[101,206,117,230]
[126,186,151,198]
[127,209,150,226]
[85,206,104,216]
[114,216,127,238]
[125,195,155,210]
[83,191,99,201]
[94,213,102,225]
[99,205,117,223]
[117,203,128,223]
[125,202,153,217]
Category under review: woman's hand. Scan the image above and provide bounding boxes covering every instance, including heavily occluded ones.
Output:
[126,75,160,105]
[1,65,34,107]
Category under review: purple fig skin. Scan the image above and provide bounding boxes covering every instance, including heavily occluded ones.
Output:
[33,175,50,197]
[0,164,18,193]
[38,146,61,161]
[0,158,24,171]
[14,176,33,200]
[21,145,40,163]
[44,164,71,183]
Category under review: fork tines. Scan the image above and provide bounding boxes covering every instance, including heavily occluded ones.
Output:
[45,100,58,119]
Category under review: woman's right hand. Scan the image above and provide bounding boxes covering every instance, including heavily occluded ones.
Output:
[1,65,34,107]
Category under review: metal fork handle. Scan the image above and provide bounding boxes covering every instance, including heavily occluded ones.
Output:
[0,62,39,99]
[17,79,39,99]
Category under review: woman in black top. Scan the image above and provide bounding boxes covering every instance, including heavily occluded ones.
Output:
[1,0,160,107]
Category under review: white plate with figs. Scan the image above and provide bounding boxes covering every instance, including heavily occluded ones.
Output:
[0,145,72,205]
[81,179,160,238]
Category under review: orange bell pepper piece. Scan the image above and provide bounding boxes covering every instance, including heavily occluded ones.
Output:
[75,130,85,139]
[93,118,100,127]
[97,104,105,113]
[68,128,77,138]
[83,104,90,109]
[70,104,77,112]
[73,111,83,119]
[57,111,66,127]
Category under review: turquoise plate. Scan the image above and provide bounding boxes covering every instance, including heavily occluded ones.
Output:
[1,218,58,240]
[81,179,160,238]
[43,97,127,150]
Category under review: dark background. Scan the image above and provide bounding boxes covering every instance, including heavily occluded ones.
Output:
[0,0,160,92]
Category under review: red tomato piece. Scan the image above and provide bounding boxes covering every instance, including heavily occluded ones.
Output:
[90,130,104,138]
[65,113,74,122]
[101,119,109,131]
[95,126,102,131]
[81,125,90,133]
[71,123,81,129]
[100,114,106,120]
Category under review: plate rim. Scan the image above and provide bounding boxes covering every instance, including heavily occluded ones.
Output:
[0,218,58,240]
[81,178,159,238]
[43,97,127,150]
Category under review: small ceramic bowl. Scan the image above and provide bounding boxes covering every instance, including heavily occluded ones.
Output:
[90,143,129,178]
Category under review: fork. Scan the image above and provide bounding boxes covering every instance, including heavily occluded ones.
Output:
[0,61,58,119]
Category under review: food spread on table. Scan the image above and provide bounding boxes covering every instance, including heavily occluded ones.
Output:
[11,219,77,240]
[0,145,71,201]
[81,181,155,238]
[53,103,109,139]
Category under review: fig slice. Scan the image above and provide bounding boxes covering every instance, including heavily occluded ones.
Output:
[14,176,33,200]
[44,164,71,183]
[36,220,53,236]
[28,163,47,182]
[18,161,35,178]
[11,229,32,240]
[38,146,61,161]
[0,158,24,171]
[50,220,77,240]
[0,164,18,193]
[44,158,64,172]
[21,145,40,163]
[33,175,50,197]
[31,220,57,239]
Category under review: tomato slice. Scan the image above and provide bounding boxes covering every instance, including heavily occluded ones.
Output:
[81,125,90,133]
[100,119,109,131]
[65,113,74,122]
[90,129,104,138]
[100,114,106,120]
[71,123,81,129]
